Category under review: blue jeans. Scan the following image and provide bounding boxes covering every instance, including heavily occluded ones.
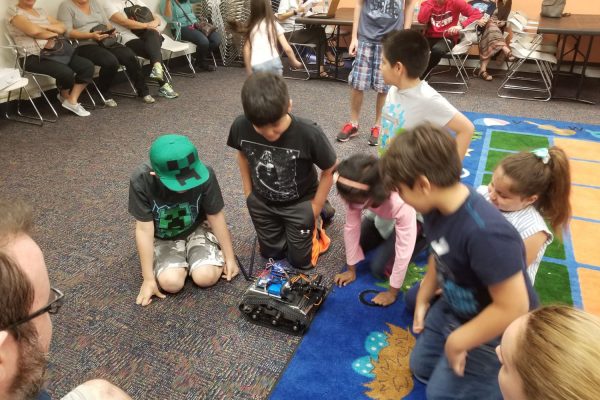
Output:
[179,26,222,64]
[409,298,502,400]
[252,58,283,75]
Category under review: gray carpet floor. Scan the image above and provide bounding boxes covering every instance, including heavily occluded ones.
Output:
[0,65,599,399]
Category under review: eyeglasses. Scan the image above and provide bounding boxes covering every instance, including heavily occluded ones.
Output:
[6,287,64,331]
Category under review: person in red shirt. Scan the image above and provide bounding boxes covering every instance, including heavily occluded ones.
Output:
[418,0,481,77]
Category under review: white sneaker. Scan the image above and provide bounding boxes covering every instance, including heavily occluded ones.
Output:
[142,94,155,104]
[62,101,91,117]
[104,98,118,107]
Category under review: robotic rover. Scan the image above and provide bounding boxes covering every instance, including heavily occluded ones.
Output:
[239,260,329,335]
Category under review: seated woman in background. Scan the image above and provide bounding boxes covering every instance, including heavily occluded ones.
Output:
[6,0,95,117]
[471,0,513,81]
[276,0,331,77]
[102,0,179,99]
[160,0,222,72]
[58,0,155,105]
[497,305,600,400]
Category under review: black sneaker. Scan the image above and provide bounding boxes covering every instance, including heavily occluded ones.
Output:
[337,122,359,142]
[197,61,216,72]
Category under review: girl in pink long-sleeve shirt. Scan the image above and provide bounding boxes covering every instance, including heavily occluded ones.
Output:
[333,154,417,306]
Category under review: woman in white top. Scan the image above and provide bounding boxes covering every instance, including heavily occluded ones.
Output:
[229,0,302,75]
[6,0,95,117]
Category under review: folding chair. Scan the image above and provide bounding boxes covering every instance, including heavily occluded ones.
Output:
[284,25,320,81]
[425,28,474,94]
[3,35,58,123]
[162,28,197,78]
[497,31,557,101]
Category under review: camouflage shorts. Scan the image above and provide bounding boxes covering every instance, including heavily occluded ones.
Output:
[153,223,224,277]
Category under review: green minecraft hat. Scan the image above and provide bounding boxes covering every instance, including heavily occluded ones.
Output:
[149,134,209,191]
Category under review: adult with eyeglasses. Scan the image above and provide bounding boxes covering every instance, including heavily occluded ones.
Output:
[0,200,131,400]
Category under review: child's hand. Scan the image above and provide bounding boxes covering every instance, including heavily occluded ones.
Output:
[413,301,430,334]
[445,331,468,377]
[291,59,303,69]
[334,269,356,286]
[221,258,239,281]
[372,290,397,306]
[136,279,166,306]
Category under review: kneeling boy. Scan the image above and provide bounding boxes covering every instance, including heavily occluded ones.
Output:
[227,73,337,269]
[129,134,239,306]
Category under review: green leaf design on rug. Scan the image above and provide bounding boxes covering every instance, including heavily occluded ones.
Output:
[490,131,549,151]
[374,263,426,292]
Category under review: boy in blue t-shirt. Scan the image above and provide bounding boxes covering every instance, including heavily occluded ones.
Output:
[337,0,417,146]
[380,123,538,399]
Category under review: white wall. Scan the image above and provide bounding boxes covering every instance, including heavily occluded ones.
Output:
[0,0,163,69]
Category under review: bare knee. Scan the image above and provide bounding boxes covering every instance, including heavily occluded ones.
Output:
[72,379,131,400]
[191,265,222,288]
[157,269,186,293]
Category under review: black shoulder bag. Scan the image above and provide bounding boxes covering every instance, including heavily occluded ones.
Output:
[173,0,217,37]
[39,36,76,65]
[123,0,155,36]
[90,24,119,48]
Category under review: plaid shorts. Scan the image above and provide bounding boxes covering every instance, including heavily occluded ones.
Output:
[349,40,389,93]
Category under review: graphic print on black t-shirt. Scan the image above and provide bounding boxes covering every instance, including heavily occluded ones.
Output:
[367,0,401,18]
[152,197,201,239]
[241,140,300,202]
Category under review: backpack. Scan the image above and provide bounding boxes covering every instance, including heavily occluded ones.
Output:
[540,0,566,18]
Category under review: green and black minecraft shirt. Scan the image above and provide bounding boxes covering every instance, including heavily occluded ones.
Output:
[128,163,224,240]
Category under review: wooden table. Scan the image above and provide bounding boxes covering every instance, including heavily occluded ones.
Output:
[537,14,600,104]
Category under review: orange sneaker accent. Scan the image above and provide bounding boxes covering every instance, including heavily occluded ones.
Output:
[310,217,331,267]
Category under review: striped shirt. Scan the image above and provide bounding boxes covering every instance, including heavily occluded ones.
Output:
[477,185,553,284]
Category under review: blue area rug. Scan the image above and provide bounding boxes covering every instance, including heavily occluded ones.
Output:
[270,112,600,400]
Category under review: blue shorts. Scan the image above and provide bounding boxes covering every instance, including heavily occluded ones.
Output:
[349,40,388,93]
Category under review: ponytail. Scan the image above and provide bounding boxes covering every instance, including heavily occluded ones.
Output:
[499,146,571,238]
[336,154,389,207]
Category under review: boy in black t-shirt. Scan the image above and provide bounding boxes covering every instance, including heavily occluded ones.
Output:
[129,134,239,306]
[227,73,337,269]
[380,123,538,399]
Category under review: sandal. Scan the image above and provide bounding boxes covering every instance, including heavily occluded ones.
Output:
[325,57,345,67]
[506,51,516,62]
[478,70,493,81]
[319,70,332,78]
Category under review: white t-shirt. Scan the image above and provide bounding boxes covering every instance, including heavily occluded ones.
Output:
[476,185,553,284]
[379,80,458,154]
[102,0,152,44]
[250,20,284,66]
[277,0,302,33]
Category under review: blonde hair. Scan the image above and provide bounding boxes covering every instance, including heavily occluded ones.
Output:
[514,306,600,400]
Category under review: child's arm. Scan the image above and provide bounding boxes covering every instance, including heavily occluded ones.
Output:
[403,0,417,29]
[236,151,253,197]
[206,210,239,281]
[349,0,363,55]
[444,112,474,161]
[334,203,363,287]
[445,272,529,376]
[372,207,418,306]
[278,33,303,69]
[413,254,439,333]
[243,40,252,75]
[524,232,550,267]
[135,220,166,306]
[312,163,337,220]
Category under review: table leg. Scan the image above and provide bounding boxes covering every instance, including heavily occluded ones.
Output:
[575,36,594,100]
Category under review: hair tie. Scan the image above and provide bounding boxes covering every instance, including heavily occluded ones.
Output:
[333,172,370,191]
[531,148,550,164]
